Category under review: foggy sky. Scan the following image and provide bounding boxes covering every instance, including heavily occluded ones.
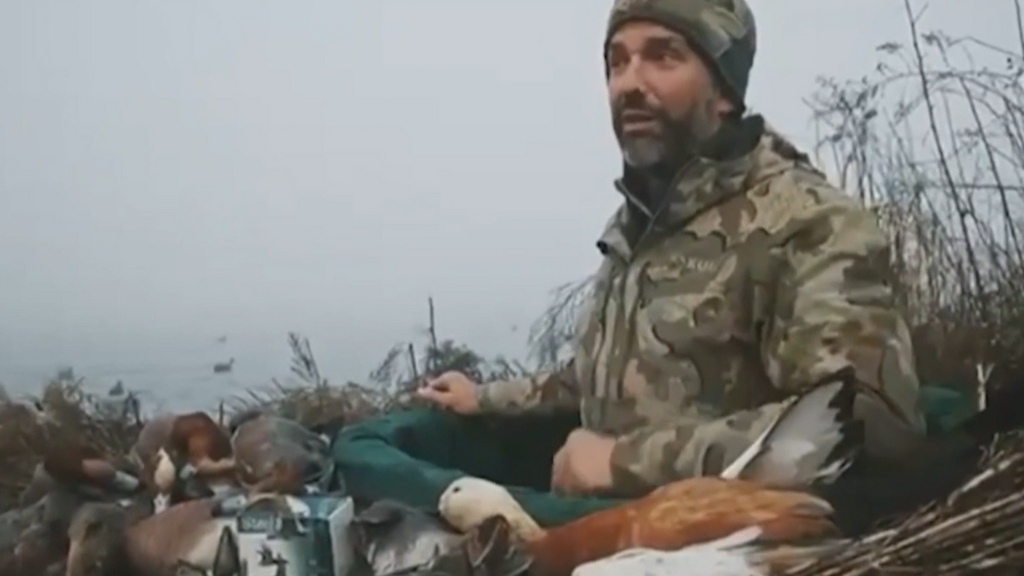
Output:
[0,1,1011,391]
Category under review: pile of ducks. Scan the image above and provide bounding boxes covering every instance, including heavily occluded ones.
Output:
[2,364,1023,576]
[365,368,1024,576]
[0,407,341,576]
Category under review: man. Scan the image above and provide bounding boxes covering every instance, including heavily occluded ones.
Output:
[417,0,926,497]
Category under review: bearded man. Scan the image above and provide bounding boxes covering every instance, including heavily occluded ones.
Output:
[417,0,926,497]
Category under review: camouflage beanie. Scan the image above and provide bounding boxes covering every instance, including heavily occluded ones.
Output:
[604,0,757,111]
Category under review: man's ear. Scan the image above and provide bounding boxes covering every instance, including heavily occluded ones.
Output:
[715,92,736,117]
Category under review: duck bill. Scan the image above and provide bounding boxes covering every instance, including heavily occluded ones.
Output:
[110,471,141,493]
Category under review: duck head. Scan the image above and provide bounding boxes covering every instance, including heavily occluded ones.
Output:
[438,477,544,542]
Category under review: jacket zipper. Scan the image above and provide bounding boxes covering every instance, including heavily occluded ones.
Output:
[610,180,676,400]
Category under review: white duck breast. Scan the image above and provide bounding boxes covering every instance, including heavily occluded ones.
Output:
[720,366,863,489]
[571,527,765,576]
[570,527,845,576]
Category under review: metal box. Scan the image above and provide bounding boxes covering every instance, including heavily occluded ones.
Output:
[212,493,355,576]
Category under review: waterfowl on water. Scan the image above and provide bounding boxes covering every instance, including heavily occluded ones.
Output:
[65,497,241,576]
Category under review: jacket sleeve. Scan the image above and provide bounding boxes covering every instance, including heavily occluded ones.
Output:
[607,190,927,496]
[475,359,582,416]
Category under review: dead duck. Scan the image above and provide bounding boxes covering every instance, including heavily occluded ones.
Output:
[37,444,143,536]
[351,500,531,576]
[569,526,845,576]
[42,445,142,497]
[8,522,67,576]
[0,515,62,576]
[65,498,241,576]
[2,448,145,576]
[437,369,863,576]
[228,411,333,498]
[130,412,238,511]
[815,372,1024,536]
[351,499,465,575]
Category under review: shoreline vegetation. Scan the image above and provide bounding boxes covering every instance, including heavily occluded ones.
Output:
[1,1,1023,571]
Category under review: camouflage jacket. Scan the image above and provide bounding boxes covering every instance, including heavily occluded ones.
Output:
[476,115,927,496]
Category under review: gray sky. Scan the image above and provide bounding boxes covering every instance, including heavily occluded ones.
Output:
[0,1,1010,393]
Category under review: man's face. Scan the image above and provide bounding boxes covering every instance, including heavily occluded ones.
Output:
[606,20,733,170]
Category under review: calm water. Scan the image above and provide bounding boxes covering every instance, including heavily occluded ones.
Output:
[0,328,531,414]
[0,332,365,414]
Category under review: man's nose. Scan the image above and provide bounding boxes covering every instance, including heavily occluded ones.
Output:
[611,56,649,94]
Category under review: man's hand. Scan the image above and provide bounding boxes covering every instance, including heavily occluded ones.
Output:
[551,428,615,495]
[416,371,481,415]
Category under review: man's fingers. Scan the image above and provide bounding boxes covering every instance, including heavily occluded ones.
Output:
[420,377,451,393]
[416,385,446,403]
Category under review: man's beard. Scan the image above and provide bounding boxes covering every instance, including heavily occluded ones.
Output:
[612,95,719,172]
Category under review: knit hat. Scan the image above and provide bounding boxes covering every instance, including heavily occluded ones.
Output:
[604,0,757,112]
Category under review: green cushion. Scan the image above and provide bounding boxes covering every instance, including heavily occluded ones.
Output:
[331,408,626,527]
[332,382,978,527]
[919,382,977,435]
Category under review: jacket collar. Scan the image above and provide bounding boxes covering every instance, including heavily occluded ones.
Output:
[597,114,806,260]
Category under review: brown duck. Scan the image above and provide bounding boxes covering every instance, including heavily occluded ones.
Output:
[228,411,333,498]
[129,412,238,510]
[4,444,144,576]
[65,498,241,576]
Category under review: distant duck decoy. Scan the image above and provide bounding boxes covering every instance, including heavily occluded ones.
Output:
[213,359,235,374]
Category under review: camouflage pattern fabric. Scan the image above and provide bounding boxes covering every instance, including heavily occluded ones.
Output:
[604,0,757,108]
[477,115,927,496]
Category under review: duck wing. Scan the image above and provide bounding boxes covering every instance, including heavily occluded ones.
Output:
[353,500,464,576]
[720,366,863,488]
